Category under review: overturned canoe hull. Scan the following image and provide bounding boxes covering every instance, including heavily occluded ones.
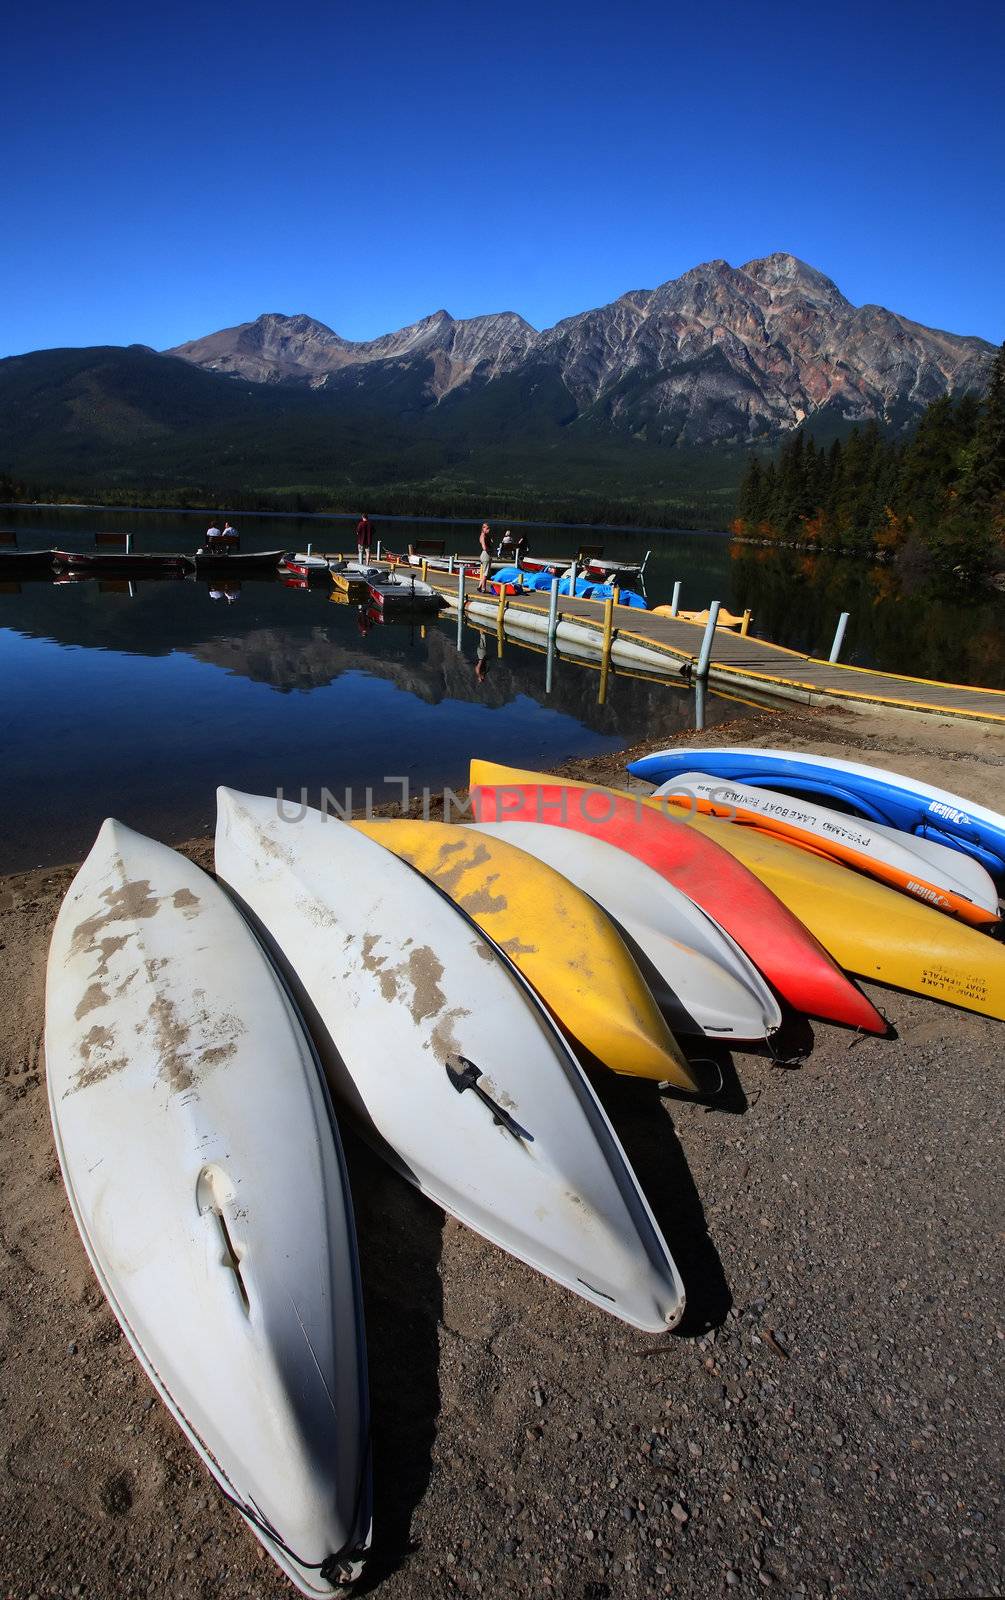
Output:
[45,820,370,1593]
[216,789,687,1332]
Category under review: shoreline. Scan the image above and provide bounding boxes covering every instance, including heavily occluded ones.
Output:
[1,501,732,539]
[3,702,1003,1599]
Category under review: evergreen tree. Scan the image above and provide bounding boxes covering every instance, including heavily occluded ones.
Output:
[963,341,1005,514]
[736,455,764,524]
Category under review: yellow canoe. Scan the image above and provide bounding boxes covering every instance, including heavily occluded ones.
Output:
[469,761,1005,1023]
[352,818,695,1088]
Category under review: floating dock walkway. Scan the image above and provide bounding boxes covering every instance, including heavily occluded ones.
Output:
[410,565,1005,726]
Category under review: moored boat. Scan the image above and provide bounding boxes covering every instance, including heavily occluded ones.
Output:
[278,552,331,582]
[0,548,56,577]
[195,548,284,575]
[367,572,443,612]
[398,547,649,586]
[330,560,378,601]
[51,549,194,576]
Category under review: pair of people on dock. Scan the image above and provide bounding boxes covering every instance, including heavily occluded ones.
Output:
[205,519,237,545]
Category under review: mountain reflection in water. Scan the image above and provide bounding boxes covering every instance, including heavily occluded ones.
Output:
[0,575,748,874]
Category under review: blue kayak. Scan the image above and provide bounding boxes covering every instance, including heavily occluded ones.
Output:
[626,746,1005,881]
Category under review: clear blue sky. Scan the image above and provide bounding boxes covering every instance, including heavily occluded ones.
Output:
[4,0,1002,358]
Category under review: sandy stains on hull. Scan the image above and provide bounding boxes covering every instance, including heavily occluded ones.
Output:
[355,931,470,1060]
[406,946,447,1026]
[69,874,160,959]
[74,982,111,1021]
[67,1023,128,1094]
[146,994,242,1097]
[62,859,243,1100]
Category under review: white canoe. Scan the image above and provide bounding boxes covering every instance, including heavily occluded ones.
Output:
[215,788,685,1332]
[466,821,783,1041]
[652,771,999,926]
[45,821,370,1595]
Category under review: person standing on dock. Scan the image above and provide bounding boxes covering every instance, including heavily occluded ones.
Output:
[477,521,492,593]
[355,513,373,564]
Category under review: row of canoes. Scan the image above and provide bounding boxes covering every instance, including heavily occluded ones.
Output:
[45,748,1004,1590]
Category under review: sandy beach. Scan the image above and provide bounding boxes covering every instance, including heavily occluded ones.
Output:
[2,702,1003,1600]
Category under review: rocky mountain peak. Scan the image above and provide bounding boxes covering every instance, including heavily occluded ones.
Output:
[167,257,996,442]
[741,253,849,309]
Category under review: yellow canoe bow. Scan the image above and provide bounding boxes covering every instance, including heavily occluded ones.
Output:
[352,818,696,1088]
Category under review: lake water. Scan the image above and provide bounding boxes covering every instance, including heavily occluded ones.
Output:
[3,507,1001,873]
[0,512,752,873]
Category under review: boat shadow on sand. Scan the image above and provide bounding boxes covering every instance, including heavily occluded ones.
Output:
[342,1132,444,1592]
[585,1065,734,1339]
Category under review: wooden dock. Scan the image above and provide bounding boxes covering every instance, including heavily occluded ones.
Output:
[413,566,1005,725]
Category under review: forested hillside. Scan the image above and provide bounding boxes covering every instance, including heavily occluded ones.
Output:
[732,344,1005,581]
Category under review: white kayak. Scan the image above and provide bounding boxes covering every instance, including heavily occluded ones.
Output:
[627,745,1005,882]
[652,772,1000,927]
[466,821,783,1042]
[215,789,685,1332]
[45,821,370,1595]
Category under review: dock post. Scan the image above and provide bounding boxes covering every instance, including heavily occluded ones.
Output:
[544,577,559,696]
[695,600,721,680]
[375,540,381,560]
[496,582,507,637]
[448,554,455,574]
[568,559,577,597]
[694,676,706,731]
[741,609,752,636]
[670,580,681,617]
[598,595,615,705]
[125,533,132,555]
[421,560,428,583]
[547,577,560,642]
[829,611,850,663]
[456,566,466,650]
[306,542,312,556]
[612,586,621,606]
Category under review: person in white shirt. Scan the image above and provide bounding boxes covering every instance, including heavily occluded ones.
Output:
[206,522,223,542]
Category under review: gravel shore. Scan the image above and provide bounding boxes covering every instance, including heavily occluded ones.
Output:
[1,704,1003,1600]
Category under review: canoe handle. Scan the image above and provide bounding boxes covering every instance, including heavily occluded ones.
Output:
[444,1055,534,1143]
[196,1164,251,1315]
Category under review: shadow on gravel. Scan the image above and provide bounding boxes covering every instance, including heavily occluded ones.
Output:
[589,1072,732,1336]
[342,1132,444,1591]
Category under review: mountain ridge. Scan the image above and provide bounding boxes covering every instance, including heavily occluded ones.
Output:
[165,253,995,444]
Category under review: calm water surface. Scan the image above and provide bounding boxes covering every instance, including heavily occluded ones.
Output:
[3,507,1001,872]
[0,518,752,873]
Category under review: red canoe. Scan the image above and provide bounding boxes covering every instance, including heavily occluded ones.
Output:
[470,778,887,1035]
